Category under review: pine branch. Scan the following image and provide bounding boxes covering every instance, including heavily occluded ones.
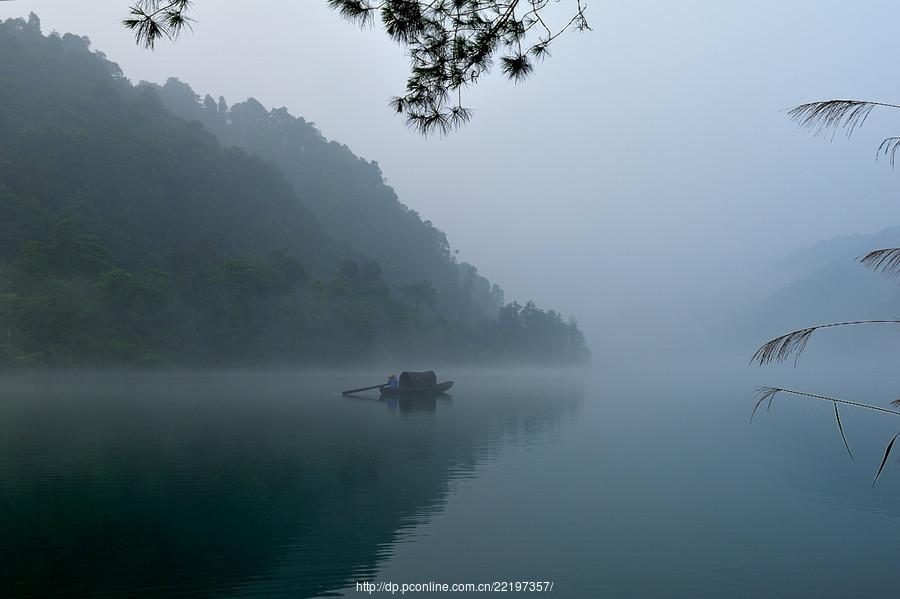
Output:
[124,0,591,135]
[124,0,192,49]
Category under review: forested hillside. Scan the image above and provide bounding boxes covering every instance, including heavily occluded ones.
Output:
[0,15,589,367]
[151,79,503,325]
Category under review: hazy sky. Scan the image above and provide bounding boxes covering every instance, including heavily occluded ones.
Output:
[3,1,900,347]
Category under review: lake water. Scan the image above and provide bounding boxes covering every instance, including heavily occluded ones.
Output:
[3,360,900,598]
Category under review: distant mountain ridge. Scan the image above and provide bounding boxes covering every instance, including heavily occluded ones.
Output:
[775,224,900,281]
[741,224,900,353]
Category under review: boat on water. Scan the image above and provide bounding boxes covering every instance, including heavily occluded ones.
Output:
[379,371,453,397]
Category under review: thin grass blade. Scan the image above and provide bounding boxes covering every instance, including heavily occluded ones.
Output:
[751,387,780,422]
[832,401,853,461]
[873,433,900,486]
[859,248,900,278]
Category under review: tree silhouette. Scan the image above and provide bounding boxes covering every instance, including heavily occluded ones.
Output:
[123,0,591,134]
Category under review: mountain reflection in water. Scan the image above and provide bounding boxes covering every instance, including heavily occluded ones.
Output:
[0,371,584,598]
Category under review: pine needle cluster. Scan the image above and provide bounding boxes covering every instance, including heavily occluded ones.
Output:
[125,0,590,134]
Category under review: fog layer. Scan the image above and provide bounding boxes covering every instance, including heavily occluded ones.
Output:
[4,2,900,358]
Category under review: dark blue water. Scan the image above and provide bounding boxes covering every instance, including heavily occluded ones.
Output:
[3,361,900,598]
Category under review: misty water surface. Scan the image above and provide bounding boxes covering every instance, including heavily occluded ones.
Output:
[4,362,900,598]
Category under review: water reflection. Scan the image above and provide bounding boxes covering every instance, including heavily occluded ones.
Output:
[0,371,583,598]
[342,392,447,414]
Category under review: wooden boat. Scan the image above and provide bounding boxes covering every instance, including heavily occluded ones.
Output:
[380,380,453,397]
[342,371,454,398]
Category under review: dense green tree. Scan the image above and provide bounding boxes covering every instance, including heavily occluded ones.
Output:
[151,77,502,325]
[400,279,436,321]
[0,15,589,368]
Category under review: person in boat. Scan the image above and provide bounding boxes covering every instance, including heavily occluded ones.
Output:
[386,374,399,390]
